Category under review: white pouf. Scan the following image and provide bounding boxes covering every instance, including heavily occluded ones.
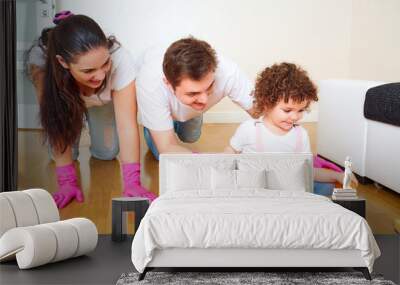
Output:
[0,189,98,269]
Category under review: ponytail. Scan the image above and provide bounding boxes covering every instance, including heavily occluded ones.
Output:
[41,29,86,153]
[36,15,113,153]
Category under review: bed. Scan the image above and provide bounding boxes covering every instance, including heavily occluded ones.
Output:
[131,153,380,280]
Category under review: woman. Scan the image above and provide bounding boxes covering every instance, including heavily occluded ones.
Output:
[27,12,156,208]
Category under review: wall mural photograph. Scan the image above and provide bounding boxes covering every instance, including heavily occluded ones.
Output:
[1,0,399,284]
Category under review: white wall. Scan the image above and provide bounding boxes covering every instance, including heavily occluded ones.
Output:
[57,0,399,123]
[349,0,400,82]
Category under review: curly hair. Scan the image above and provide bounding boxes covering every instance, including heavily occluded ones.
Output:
[253,62,318,117]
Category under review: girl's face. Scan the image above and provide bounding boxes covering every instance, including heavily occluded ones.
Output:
[57,46,111,89]
[265,98,309,132]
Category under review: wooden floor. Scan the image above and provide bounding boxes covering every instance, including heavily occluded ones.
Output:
[18,123,400,234]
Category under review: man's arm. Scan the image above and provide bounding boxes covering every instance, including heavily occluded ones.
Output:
[150,129,193,154]
[220,57,257,119]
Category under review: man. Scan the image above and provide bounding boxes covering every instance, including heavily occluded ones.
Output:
[136,37,256,159]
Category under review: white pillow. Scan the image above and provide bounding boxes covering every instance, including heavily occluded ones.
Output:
[167,163,211,191]
[236,169,267,189]
[238,158,308,191]
[211,169,267,190]
[265,161,307,191]
[211,168,236,190]
[167,159,236,192]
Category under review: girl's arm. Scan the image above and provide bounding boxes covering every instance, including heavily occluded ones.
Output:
[112,80,140,163]
[314,168,359,188]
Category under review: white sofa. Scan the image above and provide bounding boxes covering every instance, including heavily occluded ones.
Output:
[0,189,98,269]
[317,79,400,194]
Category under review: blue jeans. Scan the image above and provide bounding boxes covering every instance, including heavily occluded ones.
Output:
[313,181,335,196]
[143,115,203,160]
[49,103,119,161]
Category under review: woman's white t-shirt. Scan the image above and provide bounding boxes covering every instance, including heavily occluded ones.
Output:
[230,119,311,153]
[28,44,137,108]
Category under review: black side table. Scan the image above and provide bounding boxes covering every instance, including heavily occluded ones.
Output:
[112,197,150,242]
[331,197,366,218]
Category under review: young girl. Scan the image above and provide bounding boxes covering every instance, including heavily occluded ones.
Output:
[225,62,357,191]
[26,12,156,208]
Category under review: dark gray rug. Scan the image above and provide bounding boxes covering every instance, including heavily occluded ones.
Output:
[116,271,396,285]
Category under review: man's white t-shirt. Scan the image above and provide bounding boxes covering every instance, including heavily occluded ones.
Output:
[230,119,311,153]
[28,44,137,108]
[135,46,254,131]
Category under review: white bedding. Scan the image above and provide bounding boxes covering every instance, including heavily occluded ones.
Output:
[131,190,380,273]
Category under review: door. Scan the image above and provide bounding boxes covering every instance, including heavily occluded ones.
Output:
[16,0,55,129]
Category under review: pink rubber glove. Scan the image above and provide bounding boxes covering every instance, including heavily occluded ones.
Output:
[122,163,157,202]
[313,155,343,173]
[54,163,84,209]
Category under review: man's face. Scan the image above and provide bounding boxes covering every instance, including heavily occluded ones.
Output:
[171,72,215,111]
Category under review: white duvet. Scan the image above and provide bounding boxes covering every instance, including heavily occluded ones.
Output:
[131,190,380,273]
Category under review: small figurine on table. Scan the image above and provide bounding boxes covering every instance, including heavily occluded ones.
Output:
[332,156,359,200]
[342,156,354,189]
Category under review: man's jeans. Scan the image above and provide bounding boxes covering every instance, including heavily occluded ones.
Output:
[143,115,203,160]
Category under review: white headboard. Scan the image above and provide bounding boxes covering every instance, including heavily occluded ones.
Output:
[159,153,313,195]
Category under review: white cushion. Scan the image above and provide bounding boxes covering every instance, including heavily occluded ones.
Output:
[42,221,79,262]
[236,169,267,189]
[167,159,235,192]
[0,189,59,238]
[0,189,97,269]
[266,163,307,191]
[211,169,267,190]
[160,154,313,194]
[238,158,308,191]
[24,189,59,224]
[167,163,211,191]
[0,196,16,237]
[0,226,57,268]
[64,218,98,257]
[211,168,237,190]
[0,218,97,269]
[0,191,40,227]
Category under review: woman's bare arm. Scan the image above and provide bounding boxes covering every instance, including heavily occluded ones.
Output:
[112,81,140,163]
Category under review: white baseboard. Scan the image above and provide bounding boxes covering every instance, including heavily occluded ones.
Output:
[18,104,40,129]
[203,109,318,123]
[18,105,318,130]
[203,111,251,123]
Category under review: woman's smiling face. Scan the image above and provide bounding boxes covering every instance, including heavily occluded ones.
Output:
[57,46,111,89]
